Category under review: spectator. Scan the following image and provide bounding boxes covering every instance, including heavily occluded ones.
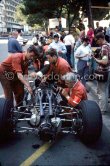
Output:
[94,22,103,35]
[63,32,75,67]
[8,31,22,54]
[60,29,66,42]
[104,27,107,36]
[78,19,85,32]
[71,24,80,41]
[54,26,61,38]
[93,33,110,113]
[17,29,24,46]
[74,36,82,72]
[105,24,110,43]
[48,34,67,60]
[74,37,92,89]
[87,25,94,45]
[32,34,39,46]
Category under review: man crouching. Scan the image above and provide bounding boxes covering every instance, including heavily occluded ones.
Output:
[61,72,87,107]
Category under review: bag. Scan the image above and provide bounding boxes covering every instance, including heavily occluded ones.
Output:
[94,69,108,82]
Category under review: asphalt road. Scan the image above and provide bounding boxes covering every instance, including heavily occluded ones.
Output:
[0,40,110,166]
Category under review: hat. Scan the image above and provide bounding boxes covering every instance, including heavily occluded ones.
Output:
[54,34,59,38]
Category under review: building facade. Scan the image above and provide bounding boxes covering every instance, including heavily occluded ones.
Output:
[0,0,22,33]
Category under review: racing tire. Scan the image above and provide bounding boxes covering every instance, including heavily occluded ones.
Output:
[0,98,13,140]
[76,100,102,144]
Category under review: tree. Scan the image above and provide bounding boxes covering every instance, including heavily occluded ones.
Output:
[21,0,110,31]
[91,0,110,20]
[21,0,84,31]
[15,4,27,25]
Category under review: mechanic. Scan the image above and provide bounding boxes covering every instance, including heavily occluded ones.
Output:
[45,48,72,86]
[30,48,72,86]
[61,72,87,107]
[30,46,50,79]
[0,45,38,106]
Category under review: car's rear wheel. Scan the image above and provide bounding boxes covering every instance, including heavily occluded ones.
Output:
[0,98,13,140]
[76,100,102,144]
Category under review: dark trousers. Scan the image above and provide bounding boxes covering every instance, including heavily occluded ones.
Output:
[66,45,72,67]
[77,60,89,86]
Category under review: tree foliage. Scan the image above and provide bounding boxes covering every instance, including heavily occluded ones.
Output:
[21,0,110,30]
[91,0,110,20]
[15,3,27,25]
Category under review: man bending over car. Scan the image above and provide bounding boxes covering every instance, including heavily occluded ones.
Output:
[61,72,87,107]
[30,46,50,79]
[30,48,72,87]
[0,45,38,105]
[45,48,72,86]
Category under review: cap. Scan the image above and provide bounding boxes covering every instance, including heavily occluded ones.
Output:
[54,34,59,38]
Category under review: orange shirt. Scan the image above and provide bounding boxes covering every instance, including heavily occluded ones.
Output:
[65,81,87,107]
[50,57,72,77]
[1,53,28,75]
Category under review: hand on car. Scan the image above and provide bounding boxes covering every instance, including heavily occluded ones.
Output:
[61,89,69,98]
[30,72,37,78]
[27,86,33,95]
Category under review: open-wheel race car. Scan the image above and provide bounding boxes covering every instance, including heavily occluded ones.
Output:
[0,80,102,144]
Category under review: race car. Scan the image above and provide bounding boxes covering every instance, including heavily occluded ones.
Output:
[0,80,102,144]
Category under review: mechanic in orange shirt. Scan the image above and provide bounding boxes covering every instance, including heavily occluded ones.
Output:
[45,48,72,86]
[30,46,50,79]
[61,72,87,107]
[0,45,38,105]
[30,48,72,87]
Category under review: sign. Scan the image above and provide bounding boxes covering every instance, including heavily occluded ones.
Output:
[49,18,66,29]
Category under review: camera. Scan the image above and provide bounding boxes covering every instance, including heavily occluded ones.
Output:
[93,48,101,59]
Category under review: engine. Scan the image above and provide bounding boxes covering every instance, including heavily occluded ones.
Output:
[29,86,62,141]
[38,117,62,141]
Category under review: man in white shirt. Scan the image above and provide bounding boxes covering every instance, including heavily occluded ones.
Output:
[63,33,75,67]
[17,29,24,46]
[74,37,92,87]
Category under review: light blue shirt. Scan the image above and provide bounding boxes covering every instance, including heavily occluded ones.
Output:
[106,27,110,36]
[48,41,67,54]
